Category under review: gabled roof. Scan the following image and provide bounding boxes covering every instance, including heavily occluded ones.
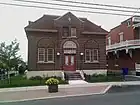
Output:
[25,12,108,34]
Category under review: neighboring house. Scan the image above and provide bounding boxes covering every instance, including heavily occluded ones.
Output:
[106,16,140,75]
[25,12,108,78]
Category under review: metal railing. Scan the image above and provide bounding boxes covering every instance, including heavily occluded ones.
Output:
[106,39,140,50]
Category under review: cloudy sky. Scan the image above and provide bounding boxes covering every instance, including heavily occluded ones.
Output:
[0,0,140,61]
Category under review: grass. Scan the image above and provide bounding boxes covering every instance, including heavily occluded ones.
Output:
[0,75,68,88]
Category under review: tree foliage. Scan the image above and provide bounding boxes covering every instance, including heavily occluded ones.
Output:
[0,39,26,74]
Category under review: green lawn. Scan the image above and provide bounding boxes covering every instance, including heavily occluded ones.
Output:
[0,75,68,88]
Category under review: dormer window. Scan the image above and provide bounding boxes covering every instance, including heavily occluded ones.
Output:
[71,28,76,37]
[127,20,131,27]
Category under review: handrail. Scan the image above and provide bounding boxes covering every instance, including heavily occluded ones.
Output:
[106,39,140,50]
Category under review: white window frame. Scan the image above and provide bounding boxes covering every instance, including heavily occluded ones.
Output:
[85,49,99,63]
[92,49,99,62]
[71,28,76,37]
[85,49,91,63]
[38,48,45,63]
[119,32,124,42]
[108,37,111,45]
[47,48,54,63]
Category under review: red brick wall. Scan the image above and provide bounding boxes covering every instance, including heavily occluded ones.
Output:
[107,18,134,45]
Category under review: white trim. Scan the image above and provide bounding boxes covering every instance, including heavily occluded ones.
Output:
[38,48,45,62]
[47,48,54,62]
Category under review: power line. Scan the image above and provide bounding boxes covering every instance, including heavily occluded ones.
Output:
[14,0,140,14]
[49,0,140,10]
[0,2,133,16]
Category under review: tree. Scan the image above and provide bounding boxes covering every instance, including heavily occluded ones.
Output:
[0,39,24,80]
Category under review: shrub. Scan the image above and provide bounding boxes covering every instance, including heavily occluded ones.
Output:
[29,76,43,80]
[45,78,59,85]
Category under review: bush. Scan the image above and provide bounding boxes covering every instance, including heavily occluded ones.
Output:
[84,73,123,83]
[45,78,59,85]
[29,76,43,80]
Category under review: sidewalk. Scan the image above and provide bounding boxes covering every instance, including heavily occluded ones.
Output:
[0,85,109,103]
[1,81,140,103]
[1,81,140,93]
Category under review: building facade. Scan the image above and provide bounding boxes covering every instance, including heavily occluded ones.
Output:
[25,12,108,77]
[106,16,140,75]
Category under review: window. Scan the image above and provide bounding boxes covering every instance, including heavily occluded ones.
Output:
[63,27,69,37]
[65,56,69,65]
[119,32,124,42]
[38,48,45,62]
[127,20,131,27]
[92,49,98,62]
[85,49,91,62]
[47,48,54,62]
[71,28,76,37]
[108,37,111,45]
[85,49,99,63]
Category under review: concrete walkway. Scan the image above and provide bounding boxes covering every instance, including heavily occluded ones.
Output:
[0,85,109,103]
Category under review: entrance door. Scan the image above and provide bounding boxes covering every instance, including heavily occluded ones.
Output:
[63,55,76,71]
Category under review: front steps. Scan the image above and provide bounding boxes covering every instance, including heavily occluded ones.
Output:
[64,71,88,84]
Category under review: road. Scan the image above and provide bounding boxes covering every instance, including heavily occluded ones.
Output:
[1,90,140,105]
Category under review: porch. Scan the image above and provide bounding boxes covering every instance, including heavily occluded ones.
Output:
[106,39,140,75]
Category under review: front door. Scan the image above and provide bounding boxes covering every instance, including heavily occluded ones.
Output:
[63,55,76,71]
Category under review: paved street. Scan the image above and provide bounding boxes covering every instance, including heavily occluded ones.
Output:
[1,90,140,105]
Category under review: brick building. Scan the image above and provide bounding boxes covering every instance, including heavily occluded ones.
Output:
[25,12,108,78]
[106,16,140,75]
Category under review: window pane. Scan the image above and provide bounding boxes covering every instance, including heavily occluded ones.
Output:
[93,49,98,61]
[63,27,69,37]
[38,48,45,62]
[85,49,91,62]
[65,56,69,65]
[71,56,74,65]
[47,48,54,62]
[71,28,76,36]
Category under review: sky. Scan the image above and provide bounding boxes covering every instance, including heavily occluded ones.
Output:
[0,0,140,61]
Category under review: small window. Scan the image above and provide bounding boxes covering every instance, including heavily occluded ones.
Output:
[38,48,45,62]
[119,32,124,42]
[63,27,69,37]
[47,48,54,62]
[127,20,131,27]
[108,37,111,45]
[71,28,76,37]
